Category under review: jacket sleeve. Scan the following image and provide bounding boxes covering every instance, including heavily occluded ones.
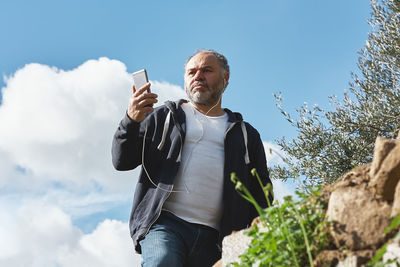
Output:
[248,128,273,217]
[111,113,145,171]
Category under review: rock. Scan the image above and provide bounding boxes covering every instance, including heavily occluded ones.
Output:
[337,165,371,188]
[326,186,391,250]
[220,218,268,266]
[218,135,400,265]
[336,255,357,267]
[212,259,222,267]
[314,250,346,267]
[392,181,400,217]
[320,165,371,205]
[369,137,400,201]
[336,251,374,267]
[370,137,397,178]
[314,250,374,267]
[221,229,252,266]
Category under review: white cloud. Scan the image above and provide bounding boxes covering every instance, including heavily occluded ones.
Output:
[150,80,187,106]
[59,219,140,267]
[0,58,186,191]
[0,201,141,267]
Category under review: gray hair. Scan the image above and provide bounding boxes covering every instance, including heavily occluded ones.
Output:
[184,49,230,74]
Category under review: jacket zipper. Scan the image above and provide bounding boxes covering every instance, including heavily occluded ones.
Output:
[143,107,183,237]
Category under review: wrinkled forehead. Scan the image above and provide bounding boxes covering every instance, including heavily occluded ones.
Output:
[185,52,220,71]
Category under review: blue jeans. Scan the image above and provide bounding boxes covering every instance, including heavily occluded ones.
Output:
[139,210,221,267]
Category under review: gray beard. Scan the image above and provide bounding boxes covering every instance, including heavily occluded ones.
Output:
[186,83,224,106]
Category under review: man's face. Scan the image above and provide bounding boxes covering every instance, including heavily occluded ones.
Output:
[184,52,227,106]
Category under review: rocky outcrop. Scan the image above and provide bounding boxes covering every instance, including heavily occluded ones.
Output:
[322,163,393,252]
[214,218,268,266]
[326,183,391,250]
[220,230,251,266]
[315,135,400,266]
[369,136,400,202]
[313,250,374,267]
[217,135,400,267]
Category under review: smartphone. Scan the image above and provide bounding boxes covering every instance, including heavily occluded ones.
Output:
[132,69,150,93]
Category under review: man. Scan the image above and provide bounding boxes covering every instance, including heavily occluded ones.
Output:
[112,49,273,266]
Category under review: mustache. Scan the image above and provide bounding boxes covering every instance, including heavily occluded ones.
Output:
[191,80,208,88]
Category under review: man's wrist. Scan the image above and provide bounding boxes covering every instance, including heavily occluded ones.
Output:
[123,111,141,129]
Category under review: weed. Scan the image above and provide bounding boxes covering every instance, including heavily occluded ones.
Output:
[229,169,331,267]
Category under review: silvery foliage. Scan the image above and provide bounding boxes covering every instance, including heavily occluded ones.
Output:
[272,0,400,186]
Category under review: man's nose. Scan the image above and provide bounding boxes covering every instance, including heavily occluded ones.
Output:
[193,70,204,80]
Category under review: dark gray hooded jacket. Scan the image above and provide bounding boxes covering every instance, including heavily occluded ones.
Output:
[112,99,273,253]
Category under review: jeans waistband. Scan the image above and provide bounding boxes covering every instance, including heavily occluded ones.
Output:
[161,210,219,235]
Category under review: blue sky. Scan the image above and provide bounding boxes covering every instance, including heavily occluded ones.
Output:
[0,1,371,266]
[1,0,371,139]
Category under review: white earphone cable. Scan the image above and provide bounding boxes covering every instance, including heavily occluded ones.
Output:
[142,125,188,193]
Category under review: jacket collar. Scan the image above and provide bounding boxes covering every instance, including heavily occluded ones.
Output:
[165,99,243,123]
[224,108,243,123]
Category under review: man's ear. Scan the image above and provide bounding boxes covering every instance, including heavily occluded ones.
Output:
[224,72,230,87]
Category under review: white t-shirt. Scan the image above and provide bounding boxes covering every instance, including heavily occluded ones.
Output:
[163,102,228,230]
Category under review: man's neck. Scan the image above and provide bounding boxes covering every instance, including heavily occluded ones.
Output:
[190,101,225,117]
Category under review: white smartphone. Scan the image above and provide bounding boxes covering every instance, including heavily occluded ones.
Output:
[132,69,150,93]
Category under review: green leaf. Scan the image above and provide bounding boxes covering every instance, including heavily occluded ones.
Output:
[368,243,388,266]
[384,214,400,235]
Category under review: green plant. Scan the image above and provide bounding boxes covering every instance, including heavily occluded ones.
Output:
[229,169,330,267]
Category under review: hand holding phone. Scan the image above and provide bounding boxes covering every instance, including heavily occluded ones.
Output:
[128,69,158,122]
